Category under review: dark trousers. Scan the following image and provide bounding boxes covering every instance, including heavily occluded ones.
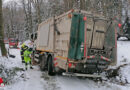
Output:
[20,51,24,62]
[25,61,32,70]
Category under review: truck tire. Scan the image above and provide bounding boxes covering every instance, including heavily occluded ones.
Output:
[48,56,55,76]
[40,55,47,71]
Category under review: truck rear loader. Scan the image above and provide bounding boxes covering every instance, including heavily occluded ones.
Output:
[34,10,117,77]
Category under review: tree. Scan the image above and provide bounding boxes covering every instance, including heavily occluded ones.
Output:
[2,0,123,43]
[3,1,25,41]
[0,0,7,56]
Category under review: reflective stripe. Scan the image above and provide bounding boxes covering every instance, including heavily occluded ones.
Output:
[87,56,95,59]
[35,54,39,57]
[34,58,39,62]
[101,56,110,61]
[54,62,58,67]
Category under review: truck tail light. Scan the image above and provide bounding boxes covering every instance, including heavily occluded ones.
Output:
[54,57,57,61]
[118,23,122,28]
[83,16,87,21]
[54,62,58,67]
[68,63,72,68]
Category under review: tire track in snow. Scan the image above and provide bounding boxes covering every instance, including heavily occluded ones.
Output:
[56,76,124,90]
[22,66,44,90]
[41,72,61,90]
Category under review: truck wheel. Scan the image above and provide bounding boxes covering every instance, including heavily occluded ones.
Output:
[40,55,47,71]
[48,56,55,76]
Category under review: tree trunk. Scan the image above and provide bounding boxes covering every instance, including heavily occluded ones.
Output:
[0,0,7,56]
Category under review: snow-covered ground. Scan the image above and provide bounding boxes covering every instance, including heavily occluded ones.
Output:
[117,40,130,65]
[0,40,130,90]
[2,48,44,90]
[6,66,44,90]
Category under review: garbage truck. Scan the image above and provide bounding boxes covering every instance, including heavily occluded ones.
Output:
[33,10,117,77]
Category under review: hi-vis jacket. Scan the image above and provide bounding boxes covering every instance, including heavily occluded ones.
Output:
[24,50,32,63]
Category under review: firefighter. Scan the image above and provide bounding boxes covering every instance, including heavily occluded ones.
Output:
[24,48,33,70]
[20,43,28,63]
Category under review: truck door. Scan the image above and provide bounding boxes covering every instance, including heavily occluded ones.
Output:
[91,19,107,49]
[68,13,85,60]
[85,18,94,48]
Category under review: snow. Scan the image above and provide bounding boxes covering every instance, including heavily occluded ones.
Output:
[2,45,44,90]
[6,66,44,90]
[1,43,43,90]
[57,76,124,90]
[0,40,130,90]
[117,41,130,66]
[120,65,130,83]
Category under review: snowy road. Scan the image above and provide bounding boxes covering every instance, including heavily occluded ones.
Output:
[4,40,130,90]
